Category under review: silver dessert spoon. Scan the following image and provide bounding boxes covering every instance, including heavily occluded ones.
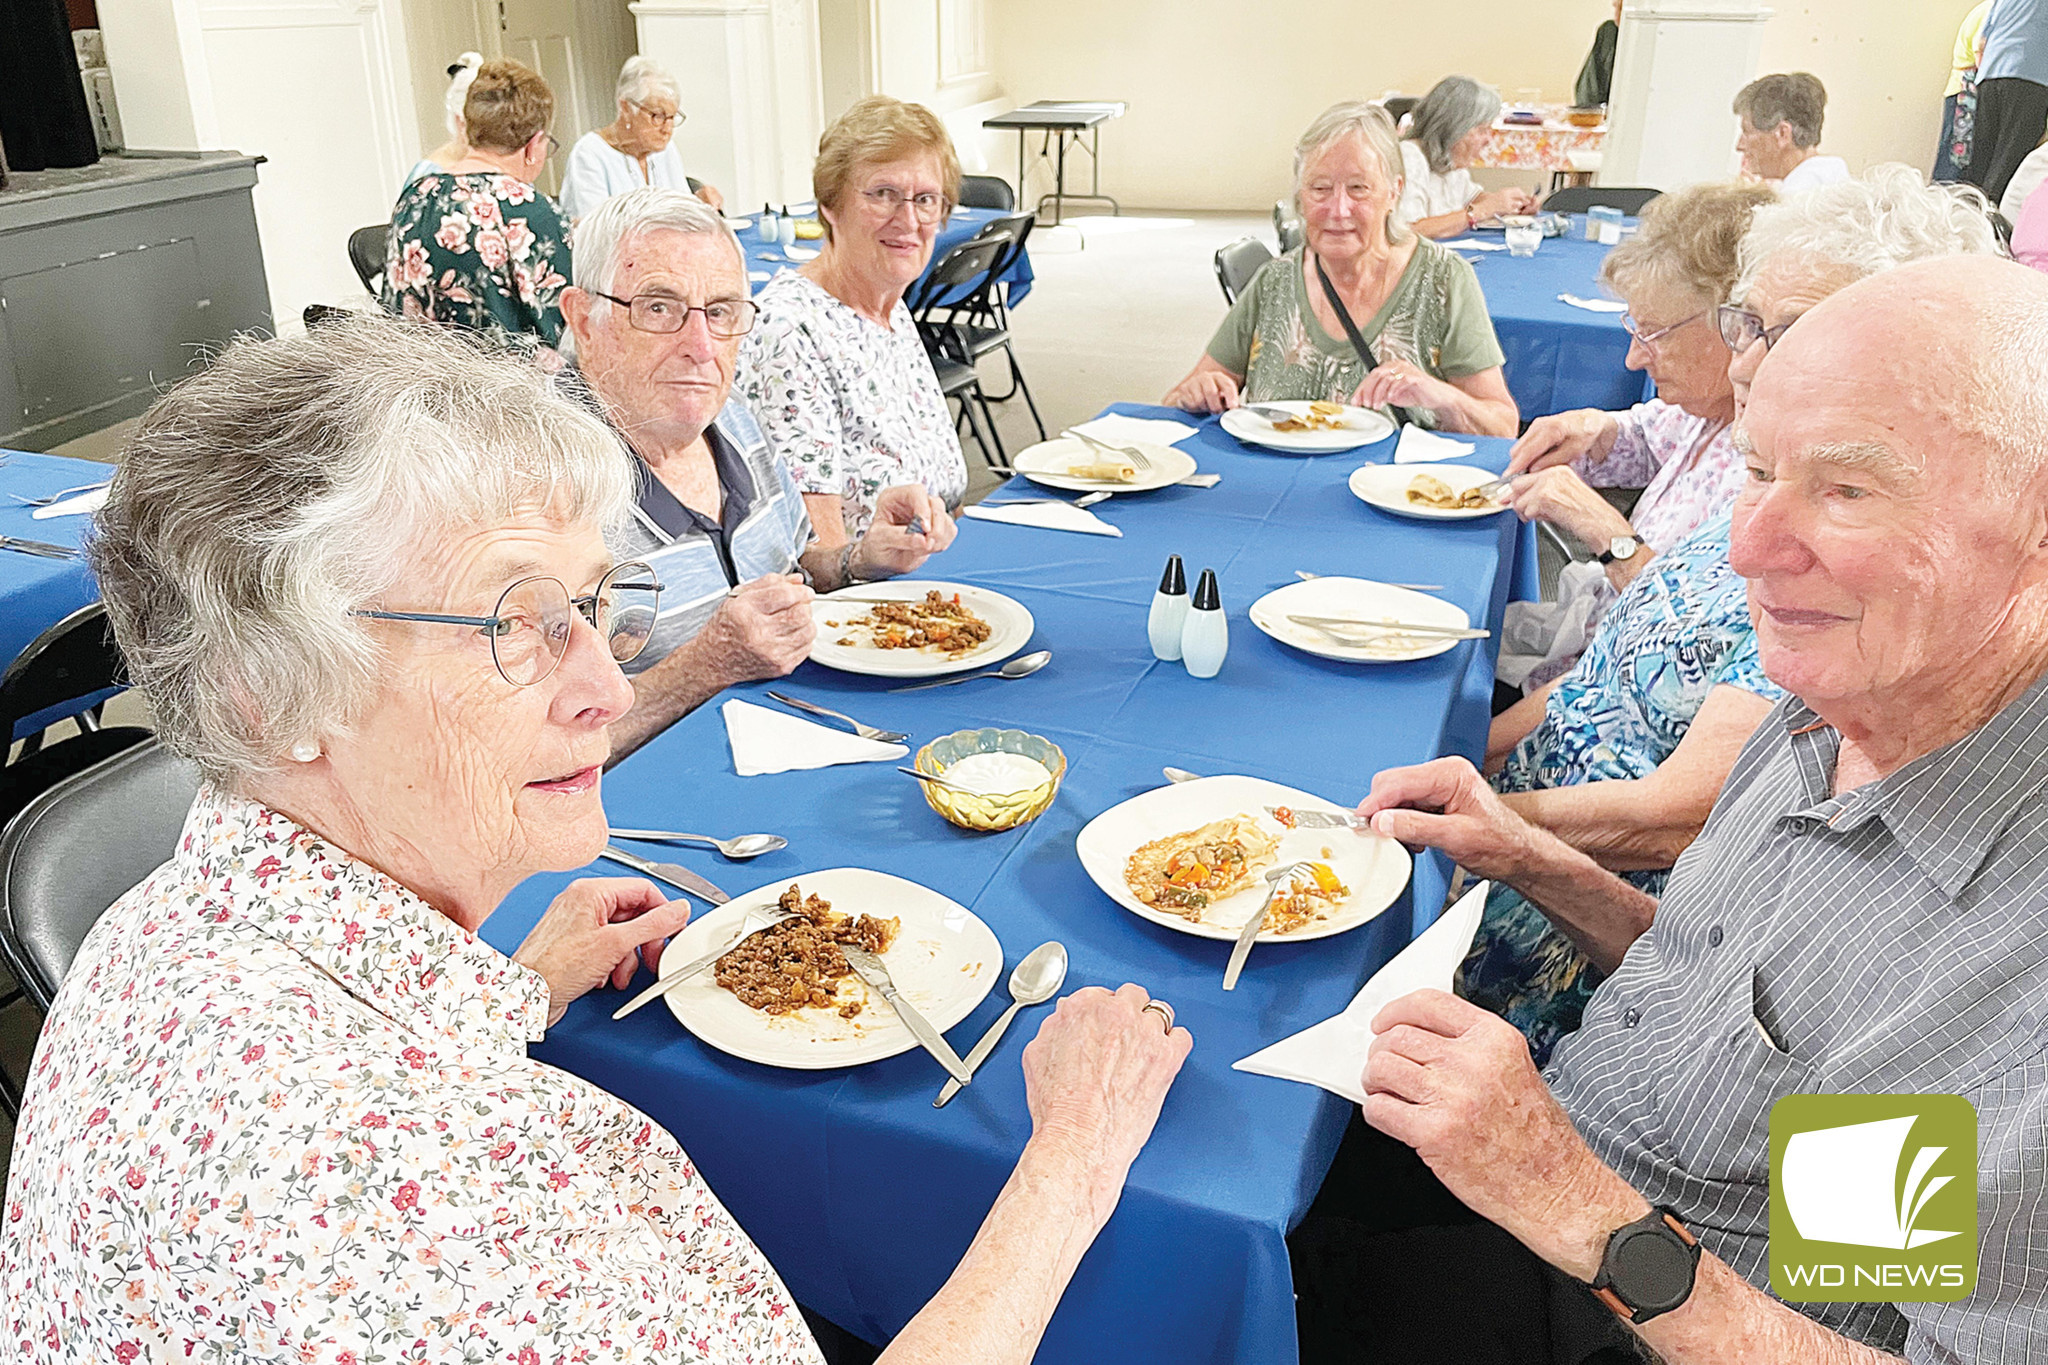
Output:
[935,942,1069,1107]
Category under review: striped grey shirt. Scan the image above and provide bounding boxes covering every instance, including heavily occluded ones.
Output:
[1548,682,2048,1361]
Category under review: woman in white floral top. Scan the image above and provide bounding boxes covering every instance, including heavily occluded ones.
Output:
[0,316,1190,1364]
[739,97,970,543]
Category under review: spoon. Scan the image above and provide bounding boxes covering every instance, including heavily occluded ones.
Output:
[899,765,974,792]
[609,829,788,860]
[935,941,1069,1107]
[1163,767,1203,784]
[887,649,1053,693]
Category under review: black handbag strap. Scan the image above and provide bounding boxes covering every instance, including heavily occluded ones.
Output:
[1313,251,1380,371]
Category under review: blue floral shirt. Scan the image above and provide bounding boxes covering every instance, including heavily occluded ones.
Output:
[1461,513,1785,1062]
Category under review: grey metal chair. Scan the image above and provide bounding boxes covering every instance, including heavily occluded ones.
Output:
[0,738,200,1017]
[0,602,151,832]
[1215,236,1276,305]
[958,174,1016,211]
[1272,201,1305,255]
[1542,186,1662,216]
[348,224,388,295]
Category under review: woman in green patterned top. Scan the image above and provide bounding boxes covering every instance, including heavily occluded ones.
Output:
[381,58,570,352]
[1164,102,1517,435]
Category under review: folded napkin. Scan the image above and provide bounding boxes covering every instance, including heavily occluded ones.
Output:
[784,244,820,261]
[31,485,110,520]
[1557,292,1629,314]
[748,270,772,283]
[1392,426,1477,464]
[1068,413,1199,447]
[962,501,1122,537]
[1232,881,1489,1105]
[722,698,907,777]
[1450,239,1508,251]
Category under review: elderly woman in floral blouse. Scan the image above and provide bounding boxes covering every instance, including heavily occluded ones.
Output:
[381,58,570,351]
[0,316,1189,1362]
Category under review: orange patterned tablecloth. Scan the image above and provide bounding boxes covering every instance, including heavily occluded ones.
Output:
[1470,106,1606,172]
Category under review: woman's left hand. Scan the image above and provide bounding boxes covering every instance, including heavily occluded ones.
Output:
[1505,466,1634,549]
[513,877,694,1027]
[854,484,957,580]
[1350,360,1458,417]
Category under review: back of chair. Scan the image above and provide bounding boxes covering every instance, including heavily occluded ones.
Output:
[1215,236,1276,305]
[1272,200,1305,255]
[958,174,1016,212]
[0,603,127,747]
[348,224,389,294]
[1382,96,1419,124]
[0,739,201,1011]
[1543,186,1662,216]
[907,236,1011,349]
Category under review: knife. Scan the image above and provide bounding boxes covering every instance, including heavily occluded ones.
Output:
[611,903,802,1019]
[601,845,731,903]
[1264,805,1370,832]
[841,944,973,1083]
[0,535,79,560]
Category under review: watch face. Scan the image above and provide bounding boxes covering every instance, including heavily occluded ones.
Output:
[1614,1225,1697,1314]
[1608,536,1638,561]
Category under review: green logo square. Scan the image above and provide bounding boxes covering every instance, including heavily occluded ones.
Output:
[1770,1094,1977,1303]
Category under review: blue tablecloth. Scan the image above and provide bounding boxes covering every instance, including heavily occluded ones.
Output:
[480,406,1535,1364]
[1457,218,1650,419]
[740,205,1035,307]
[0,451,109,738]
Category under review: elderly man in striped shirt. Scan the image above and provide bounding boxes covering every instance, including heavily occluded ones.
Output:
[1296,255,2048,1364]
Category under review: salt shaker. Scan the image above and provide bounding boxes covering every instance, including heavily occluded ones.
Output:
[1181,569,1228,678]
[1148,554,1189,661]
[779,210,797,251]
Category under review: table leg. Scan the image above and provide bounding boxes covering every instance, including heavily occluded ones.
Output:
[1054,129,1069,225]
[1016,129,1027,212]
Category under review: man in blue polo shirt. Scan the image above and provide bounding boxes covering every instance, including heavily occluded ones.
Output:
[560,188,955,761]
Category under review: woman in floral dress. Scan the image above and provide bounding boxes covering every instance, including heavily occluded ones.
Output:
[381,58,570,351]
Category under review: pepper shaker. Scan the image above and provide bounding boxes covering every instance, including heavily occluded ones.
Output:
[1181,568,1228,678]
[1148,554,1189,661]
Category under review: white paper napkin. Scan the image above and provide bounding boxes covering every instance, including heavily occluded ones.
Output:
[748,270,772,283]
[1557,292,1628,314]
[721,699,907,777]
[1392,426,1477,464]
[1232,881,1490,1105]
[1068,413,1200,447]
[1450,239,1508,251]
[31,485,110,520]
[961,501,1122,537]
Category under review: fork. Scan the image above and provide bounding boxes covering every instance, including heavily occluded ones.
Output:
[1063,427,1152,471]
[11,479,110,509]
[982,490,1113,509]
[1224,862,1313,991]
[763,690,908,743]
[609,902,803,1020]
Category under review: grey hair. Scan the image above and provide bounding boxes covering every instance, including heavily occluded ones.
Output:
[1734,163,2000,303]
[443,52,482,138]
[1292,101,1412,246]
[1733,72,1826,149]
[88,315,636,787]
[1955,282,2048,488]
[1405,76,1502,175]
[616,54,680,109]
[572,187,746,313]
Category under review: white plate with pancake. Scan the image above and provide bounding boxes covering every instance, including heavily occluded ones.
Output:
[1075,775,1411,944]
[809,580,1035,678]
[1219,400,1396,454]
[1010,436,1198,492]
[1349,462,1511,521]
[1248,577,1472,664]
[657,868,1002,1070]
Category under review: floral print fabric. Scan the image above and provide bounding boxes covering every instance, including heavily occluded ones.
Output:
[0,786,821,1365]
[380,171,571,349]
[1571,398,1743,554]
[738,270,968,539]
[1459,514,1784,1064]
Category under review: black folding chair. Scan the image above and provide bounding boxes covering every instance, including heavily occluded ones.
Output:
[909,225,1044,457]
[1215,236,1276,305]
[0,603,151,834]
[931,352,1009,475]
[958,174,1015,211]
[349,224,389,295]
[1542,186,1662,216]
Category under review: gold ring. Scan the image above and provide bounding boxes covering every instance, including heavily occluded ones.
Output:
[1141,999,1175,1033]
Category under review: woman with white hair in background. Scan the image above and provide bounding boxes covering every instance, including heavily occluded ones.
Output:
[1164,101,1518,434]
[560,55,724,221]
[1396,75,1538,239]
[405,51,481,185]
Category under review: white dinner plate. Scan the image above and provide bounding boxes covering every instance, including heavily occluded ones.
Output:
[1349,462,1510,521]
[1075,775,1412,944]
[659,868,1003,1070]
[1248,577,1472,664]
[1219,401,1396,453]
[1010,436,1198,492]
[808,580,1035,678]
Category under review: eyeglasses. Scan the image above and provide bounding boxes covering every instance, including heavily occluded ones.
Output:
[353,561,662,687]
[1620,310,1707,352]
[1716,303,1796,354]
[632,102,683,128]
[591,290,759,338]
[859,186,948,223]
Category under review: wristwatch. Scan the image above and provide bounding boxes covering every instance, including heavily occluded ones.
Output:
[1590,1206,1701,1324]
[1596,535,1643,565]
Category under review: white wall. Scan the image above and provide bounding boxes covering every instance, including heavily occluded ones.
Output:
[986,0,1968,210]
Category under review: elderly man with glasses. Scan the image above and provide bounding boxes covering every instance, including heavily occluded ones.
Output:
[559,187,954,761]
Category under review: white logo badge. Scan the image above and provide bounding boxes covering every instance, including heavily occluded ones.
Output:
[1781,1115,1962,1250]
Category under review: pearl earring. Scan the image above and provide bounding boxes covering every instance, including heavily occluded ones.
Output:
[289,740,320,763]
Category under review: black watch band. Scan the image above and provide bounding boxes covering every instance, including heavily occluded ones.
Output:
[1590,1205,1701,1324]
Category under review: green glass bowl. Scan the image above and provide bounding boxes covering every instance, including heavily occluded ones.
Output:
[914,728,1067,832]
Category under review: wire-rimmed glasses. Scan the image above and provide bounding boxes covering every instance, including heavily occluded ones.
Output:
[591,291,759,338]
[353,561,662,686]
[632,102,683,128]
[1619,310,1708,353]
[1716,304,1796,355]
[859,186,949,223]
